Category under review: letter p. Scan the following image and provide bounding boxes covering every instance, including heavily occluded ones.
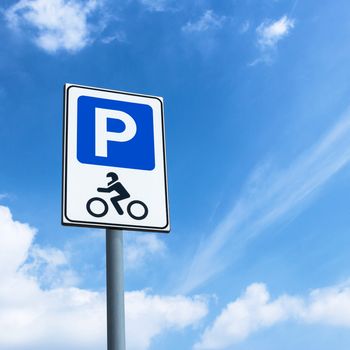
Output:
[95,108,137,157]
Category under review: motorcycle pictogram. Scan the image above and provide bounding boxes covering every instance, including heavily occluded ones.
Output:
[86,172,148,221]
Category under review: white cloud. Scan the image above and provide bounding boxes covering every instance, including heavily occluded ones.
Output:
[0,206,104,349]
[302,283,350,326]
[182,10,225,33]
[127,291,208,350]
[195,281,350,349]
[22,245,80,288]
[0,206,36,280]
[125,234,167,268]
[194,283,300,349]
[181,109,350,293]
[257,15,294,49]
[249,15,295,65]
[5,0,102,53]
[0,205,208,349]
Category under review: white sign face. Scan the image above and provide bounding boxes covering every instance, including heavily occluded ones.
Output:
[62,84,170,232]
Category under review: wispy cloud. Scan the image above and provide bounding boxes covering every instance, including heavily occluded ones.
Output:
[0,205,208,350]
[182,10,225,33]
[22,245,80,288]
[101,31,126,44]
[138,0,173,12]
[257,15,295,49]
[125,234,167,269]
[195,281,350,349]
[5,0,103,53]
[180,110,350,293]
[239,20,250,34]
[250,15,295,65]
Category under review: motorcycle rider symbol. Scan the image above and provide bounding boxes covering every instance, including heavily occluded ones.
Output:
[86,172,149,220]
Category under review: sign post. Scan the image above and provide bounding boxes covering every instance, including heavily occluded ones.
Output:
[106,229,125,350]
[62,83,170,350]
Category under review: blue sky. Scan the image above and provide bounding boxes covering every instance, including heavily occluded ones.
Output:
[1,0,350,349]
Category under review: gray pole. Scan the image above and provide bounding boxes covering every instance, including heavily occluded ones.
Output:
[106,229,126,350]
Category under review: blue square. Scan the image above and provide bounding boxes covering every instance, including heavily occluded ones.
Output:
[77,95,155,170]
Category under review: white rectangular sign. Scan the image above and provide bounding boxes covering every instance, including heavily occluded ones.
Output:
[62,84,170,232]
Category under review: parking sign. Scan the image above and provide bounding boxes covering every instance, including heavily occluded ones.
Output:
[62,84,170,232]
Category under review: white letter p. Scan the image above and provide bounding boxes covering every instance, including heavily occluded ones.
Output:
[95,108,137,157]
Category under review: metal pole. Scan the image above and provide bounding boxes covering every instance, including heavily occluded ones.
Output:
[106,229,126,350]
